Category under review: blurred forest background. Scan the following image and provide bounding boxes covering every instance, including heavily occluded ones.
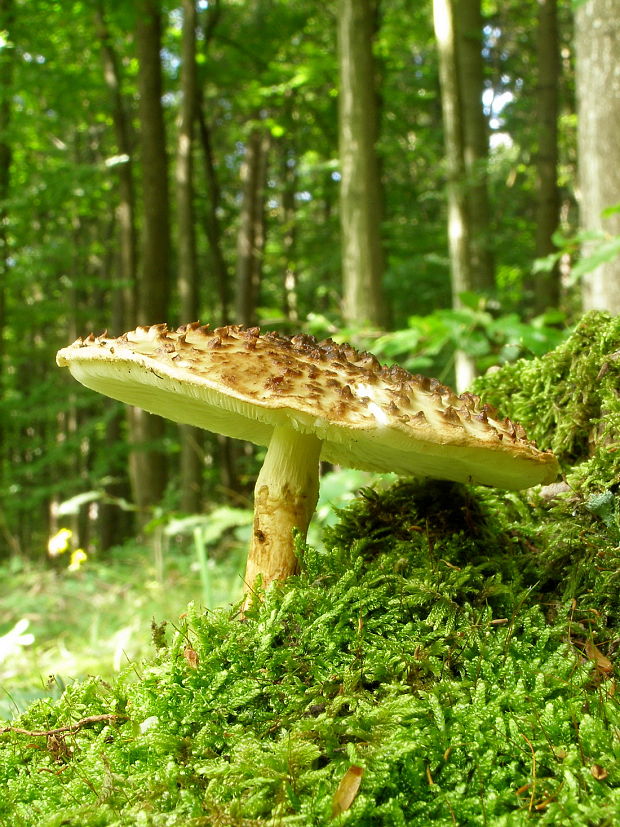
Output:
[1,0,620,697]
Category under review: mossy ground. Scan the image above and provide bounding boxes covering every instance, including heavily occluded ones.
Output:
[1,312,619,826]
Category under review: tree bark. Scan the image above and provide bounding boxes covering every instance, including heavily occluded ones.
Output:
[197,107,231,324]
[0,0,15,384]
[576,0,620,313]
[530,0,560,314]
[456,0,494,292]
[0,0,13,338]
[0,0,14,488]
[132,0,171,518]
[195,0,238,494]
[433,0,493,389]
[337,0,386,329]
[177,0,198,325]
[281,141,298,322]
[176,0,203,513]
[94,2,137,329]
[196,0,231,324]
[235,127,270,327]
[136,0,170,324]
[94,3,138,547]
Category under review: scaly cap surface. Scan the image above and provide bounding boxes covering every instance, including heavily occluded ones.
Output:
[56,323,560,490]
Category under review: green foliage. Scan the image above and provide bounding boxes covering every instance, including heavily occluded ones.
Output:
[535,217,620,286]
[373,294,569,382]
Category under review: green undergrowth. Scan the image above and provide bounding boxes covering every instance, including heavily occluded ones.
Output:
[0,541,244,721]
[1,312,619,826]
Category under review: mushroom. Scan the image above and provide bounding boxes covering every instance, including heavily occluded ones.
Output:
[56,323,560,594]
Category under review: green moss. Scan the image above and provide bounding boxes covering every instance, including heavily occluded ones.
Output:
[471,310,620,490]
[1,314,619,825]
[473,310,620,631]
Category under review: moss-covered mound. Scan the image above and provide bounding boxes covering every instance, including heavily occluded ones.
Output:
[472,310,620,490]
[1,312,619,826]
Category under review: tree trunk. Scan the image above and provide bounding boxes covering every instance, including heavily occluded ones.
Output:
[235,127,270,327]
[177,0,198,325]
[132,0,171,518]
[196,0,230,324]
[136,0,170,324]
[94,3,138,547]
[0,0,13,336]
[281,141,298,322]
[94,2,137,329]
[0,0,14,490]
[433,0,493,389]
[456,0,494,292]
[197,107,231,324]
[0,0,15,362]
[576,0,620,313]
[195,2,239,495]
[337,0,386,329]
[530,0,560,314]
[176,0,203,514]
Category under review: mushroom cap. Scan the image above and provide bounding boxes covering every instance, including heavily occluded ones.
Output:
[56,323,560,490]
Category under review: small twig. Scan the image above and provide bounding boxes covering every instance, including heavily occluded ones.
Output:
[1,713,128,737]
[520,732,537,812]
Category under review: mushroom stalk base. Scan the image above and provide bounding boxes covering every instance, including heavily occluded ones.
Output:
[244,425,321,595]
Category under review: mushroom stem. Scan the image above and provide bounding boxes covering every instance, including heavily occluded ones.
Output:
[244,424,322,594]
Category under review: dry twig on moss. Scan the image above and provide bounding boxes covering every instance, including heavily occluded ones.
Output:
[0,713,128,738]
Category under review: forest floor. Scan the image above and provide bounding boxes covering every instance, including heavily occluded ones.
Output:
[0,312,618,825]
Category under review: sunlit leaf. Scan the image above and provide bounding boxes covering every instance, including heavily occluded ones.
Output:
[332,765,363,816]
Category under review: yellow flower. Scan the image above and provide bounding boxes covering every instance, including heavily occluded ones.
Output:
[68,549,87,571]
[47,528,73,557]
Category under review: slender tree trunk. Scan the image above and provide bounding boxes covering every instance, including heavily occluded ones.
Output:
[235,127,270,327]
[281,141,298,322]
[136,0,170,324]
[433,0,493,389]
[177,0,198,324]
[196,0,230,323]
[456,0,494,292]
[195,0,238,494]
[530,0,560,314]
[132,0,171,518]
[94,3,137,547]
[0,0,14,550]
[197,108,231,323]
[433,0,468,296]
[576,0,620,313]
[94,2,137,329]
[337,0,386,328]
[0,0,13,436]
[176,0,203,513]
[231,124,271,512]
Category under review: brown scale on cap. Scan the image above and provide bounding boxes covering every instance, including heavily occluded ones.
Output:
[58,323,560,596]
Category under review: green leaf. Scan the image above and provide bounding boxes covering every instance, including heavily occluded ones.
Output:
[571,236,620,281]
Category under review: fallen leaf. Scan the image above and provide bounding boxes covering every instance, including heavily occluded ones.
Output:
[591,763,609,781]
[585,640,613,677]
[332,765,363,816]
